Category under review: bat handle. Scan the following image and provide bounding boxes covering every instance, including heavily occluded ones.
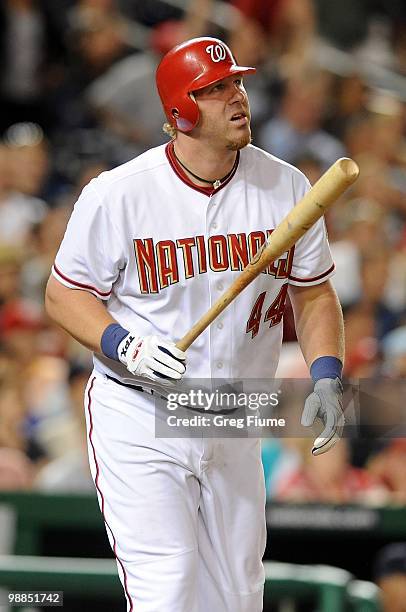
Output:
[176,320,211,352]
[175,339,191,352]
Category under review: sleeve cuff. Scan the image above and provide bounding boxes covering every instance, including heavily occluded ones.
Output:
[289,263,335,287]
[52,264,112,300]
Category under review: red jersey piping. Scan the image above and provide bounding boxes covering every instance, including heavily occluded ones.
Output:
[53,264,111,297]
[165,141,239,196]
[289,264,335,283]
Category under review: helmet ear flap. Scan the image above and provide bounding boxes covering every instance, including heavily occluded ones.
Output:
[173,94,199,131]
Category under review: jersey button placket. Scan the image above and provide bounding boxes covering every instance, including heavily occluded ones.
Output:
[207,193,225,377]
[207,193,231,378]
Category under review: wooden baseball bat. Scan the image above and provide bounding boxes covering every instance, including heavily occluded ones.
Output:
[176,157,359,352]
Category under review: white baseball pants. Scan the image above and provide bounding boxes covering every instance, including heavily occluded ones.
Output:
[85,372,266,612]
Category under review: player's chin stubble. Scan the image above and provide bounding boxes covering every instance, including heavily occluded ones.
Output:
[226,130,252,151]
[226,106,252,151]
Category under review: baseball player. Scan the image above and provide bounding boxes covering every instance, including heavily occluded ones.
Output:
[45,37,345,612]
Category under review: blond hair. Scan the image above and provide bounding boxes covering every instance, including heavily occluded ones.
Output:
[162,122,177,139]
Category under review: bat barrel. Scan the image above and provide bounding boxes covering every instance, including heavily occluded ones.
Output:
[337,158,360,182]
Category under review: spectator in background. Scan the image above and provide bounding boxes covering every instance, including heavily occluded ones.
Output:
[358,249,401,340]
[0,299,43,369]
[374,542,406,612]
[262,438,303,500]
[20,206,73,307]
[0,246,22,310]
[369,441,406,504]
[366,91,405,168]
[67,2,130,79]
[329,197,385,308]
[85,20,187,155]
[0,242,47,374]
[0,344,38,490]
[230,0,316,69]
[276,438,387,504]
[326,73,368,140]
[343,112,375,161]
[52,3,206,168]
[0,0,66,133]
[293,153,323,185]
[342,283,402,377]
[343,94,406,218]
[344,307,379,379]
[394,24,406,75]
[17,162,108,306]
[328,193,404,372]
[381,325,406,378]
[35,362,94,492]
[76,0,117,11]
[259,67,346,168]
[0,448,33,489]
[0,344,24,451]
[313,0,368,51]
[50,2,133,139]
[0,123,48,247]
[85,1,214,156]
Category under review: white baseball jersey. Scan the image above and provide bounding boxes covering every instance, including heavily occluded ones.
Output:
[53,142,335,612]
[53,142,334,387]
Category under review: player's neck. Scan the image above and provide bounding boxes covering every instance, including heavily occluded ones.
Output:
[173,138,237,188]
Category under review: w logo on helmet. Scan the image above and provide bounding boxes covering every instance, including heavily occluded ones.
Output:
[206,43,227,63]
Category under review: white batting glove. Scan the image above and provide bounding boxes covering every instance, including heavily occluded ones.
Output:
[301,378,345,456]
[117,333,186,386]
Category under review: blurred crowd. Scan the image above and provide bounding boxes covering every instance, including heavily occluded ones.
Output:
[0,0,405,511]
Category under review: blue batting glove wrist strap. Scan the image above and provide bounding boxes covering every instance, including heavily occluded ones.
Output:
[101,323,129,360]
[310,356,343,383]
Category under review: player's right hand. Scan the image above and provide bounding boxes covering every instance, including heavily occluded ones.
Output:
[117,333,186,385]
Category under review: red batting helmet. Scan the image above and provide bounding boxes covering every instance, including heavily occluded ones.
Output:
[156,37,256,132]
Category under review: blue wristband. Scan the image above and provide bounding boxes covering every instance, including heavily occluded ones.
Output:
[101,323,129,360]
[310,356,343,383]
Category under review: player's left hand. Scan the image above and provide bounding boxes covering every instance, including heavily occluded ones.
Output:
[301,377,345,456]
